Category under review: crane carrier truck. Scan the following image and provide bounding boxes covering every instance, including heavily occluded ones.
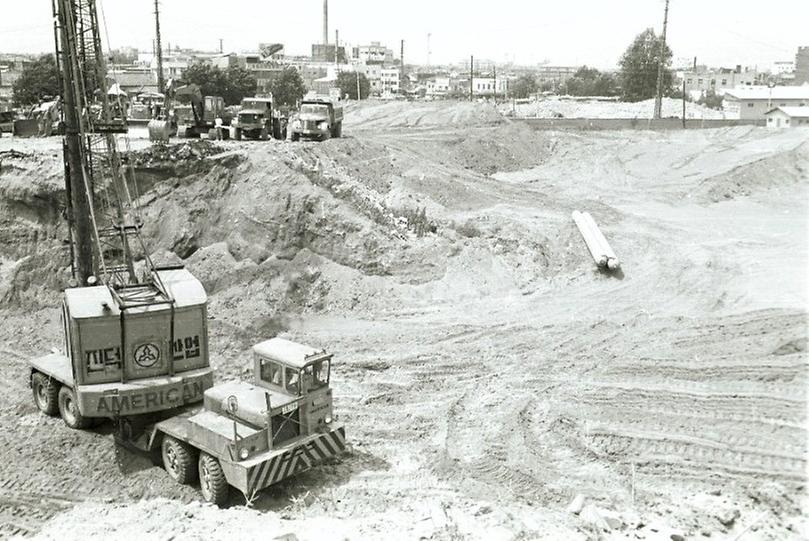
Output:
[29,0,345,506]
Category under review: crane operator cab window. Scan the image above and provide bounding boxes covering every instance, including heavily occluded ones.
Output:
[303,359,330,391]
[259,359,283,387]
[284,366,300,395]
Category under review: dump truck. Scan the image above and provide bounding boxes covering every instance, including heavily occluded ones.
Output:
[139,338,346,504]
[231,96,285,140]
[289,99,343,141]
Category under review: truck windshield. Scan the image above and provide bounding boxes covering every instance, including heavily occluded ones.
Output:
[300,104,328,115]
[242,100,270,109]
[303,359,330,390]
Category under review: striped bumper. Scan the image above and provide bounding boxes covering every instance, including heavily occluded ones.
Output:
[247,425,346,493]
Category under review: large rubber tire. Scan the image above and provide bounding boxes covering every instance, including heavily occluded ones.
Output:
[334,122,342,138]
[234,128,242,141]
[199,453,229,506]
[162,436,198,485]
[260,127,269,140]
[290,132,299,142]
[32,372,60,416]
[58,386,91,429]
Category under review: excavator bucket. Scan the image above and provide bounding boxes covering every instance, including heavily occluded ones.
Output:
[148,119,172,143]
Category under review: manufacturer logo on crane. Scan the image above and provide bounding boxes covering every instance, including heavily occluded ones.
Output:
[134,343,160,368]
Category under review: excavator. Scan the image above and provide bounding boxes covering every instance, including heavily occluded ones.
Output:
[148,79,230,142]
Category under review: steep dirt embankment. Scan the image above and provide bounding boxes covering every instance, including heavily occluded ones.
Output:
[0,149,67,306]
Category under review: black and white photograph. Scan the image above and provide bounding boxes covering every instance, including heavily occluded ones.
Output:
[0,1,807,539]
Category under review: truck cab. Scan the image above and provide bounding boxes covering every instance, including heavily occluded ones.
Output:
[232,97,283,140]
[290,100,343,141]
[153,338,345,504]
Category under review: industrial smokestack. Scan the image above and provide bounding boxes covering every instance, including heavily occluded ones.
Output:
[323,0,329,45]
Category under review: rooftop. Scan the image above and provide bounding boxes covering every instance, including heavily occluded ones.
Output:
[765,106,809,118]
[724,85,809,100]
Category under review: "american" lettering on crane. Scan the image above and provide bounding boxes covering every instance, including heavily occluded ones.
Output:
[94,380,206,414]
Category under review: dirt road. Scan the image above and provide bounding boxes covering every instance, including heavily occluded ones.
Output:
[0,102,806,539]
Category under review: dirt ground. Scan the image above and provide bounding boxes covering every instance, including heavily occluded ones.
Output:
[0,100,806,540]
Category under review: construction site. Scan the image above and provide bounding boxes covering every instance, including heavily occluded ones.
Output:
[0,1,807,540]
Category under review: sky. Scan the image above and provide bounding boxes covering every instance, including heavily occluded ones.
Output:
[0,1,806,70]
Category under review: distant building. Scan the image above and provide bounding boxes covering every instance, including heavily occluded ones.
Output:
[535,66,578,88]
[795,47,809,85]
[352,42,394,64]
[764,106,809,128]
[356,63,382,94]
[683,66,759,94]
[426,77,451,97]
[311,44,347,63]
[107,69,157,95]
[723,86,809,119]
[472,77,508,96]
[380,67,400,94]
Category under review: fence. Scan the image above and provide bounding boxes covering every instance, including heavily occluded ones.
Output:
[514,117,765,131]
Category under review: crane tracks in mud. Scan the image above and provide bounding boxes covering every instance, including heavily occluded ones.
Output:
[0,479,88,538]
[584,430,806,481]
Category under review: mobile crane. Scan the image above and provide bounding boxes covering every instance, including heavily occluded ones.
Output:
[29,0,345,505]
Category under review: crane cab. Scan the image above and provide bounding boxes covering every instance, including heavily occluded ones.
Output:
[29,267,214,424]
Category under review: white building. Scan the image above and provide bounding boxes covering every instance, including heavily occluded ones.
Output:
[353,42,394,64]
[724,85,809,119]
[427,77,451,97]
[472,77,508,96]
[355,63,382,93]
[381,67,400,94]
[764,106,809,128]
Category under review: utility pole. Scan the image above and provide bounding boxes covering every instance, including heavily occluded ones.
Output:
[682,79,686,128]
[653,0,670,119]
[400,40,405,94]
[427,33,431,67]
[356,70,361,101]
[154,0,164,95]
[493,63,497,106]
[470,55,474,102]
[335,30,339,64]
[219,38,223,54]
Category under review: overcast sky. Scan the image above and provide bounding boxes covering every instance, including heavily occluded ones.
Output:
[1,1,805,69]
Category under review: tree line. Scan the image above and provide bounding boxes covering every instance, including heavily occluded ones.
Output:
[12,28,676,107]
[512,28,673,102]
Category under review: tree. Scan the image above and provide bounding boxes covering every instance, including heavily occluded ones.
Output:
[182,63,257,106]
[697,90,723,110]
[511,74,538,99]
[269,67,306,108]
[618,28,673,102]
[183,63,228,100]
[12,55,61,106]
[223,66,257,105]
[562,66,617,97]
[109,48,137,65]
[337,71,370,100]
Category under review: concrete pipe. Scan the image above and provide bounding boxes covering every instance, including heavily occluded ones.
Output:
[572,210,621,271]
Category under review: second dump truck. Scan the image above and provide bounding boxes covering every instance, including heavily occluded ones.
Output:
[290,99,343,141]
[231,96,286,140]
